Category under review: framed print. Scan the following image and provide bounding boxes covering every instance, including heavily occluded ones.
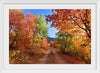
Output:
[0,0,100,73]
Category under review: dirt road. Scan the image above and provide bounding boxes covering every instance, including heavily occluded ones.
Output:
[35,47,84,64]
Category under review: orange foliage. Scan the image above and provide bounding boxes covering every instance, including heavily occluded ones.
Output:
[9,9,37,52]
[46,9,91,42]
[40,37,48,49]
[49,41,56,48]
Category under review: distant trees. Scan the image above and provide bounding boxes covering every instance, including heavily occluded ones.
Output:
[49,41,56,48]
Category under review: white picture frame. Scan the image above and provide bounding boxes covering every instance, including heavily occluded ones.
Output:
[0,0,100,73]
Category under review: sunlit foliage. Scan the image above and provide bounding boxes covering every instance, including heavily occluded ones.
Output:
[46,9,91,64]
[9,9,91,64]
[9,9,48,64]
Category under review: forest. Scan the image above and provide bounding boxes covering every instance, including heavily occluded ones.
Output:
[9,9,91,64]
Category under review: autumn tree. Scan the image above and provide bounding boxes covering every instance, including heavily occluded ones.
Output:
[35,14,49,51]
[46,9,91,42]
[9,10,38,64]
[9,9,24,49]
[9,9,38,52]
[49,41,56,48]
[20,12,37,53]
[37,14,49,38]
[46,9,91,63]
[56,31,73,53]
[40,37,48,49]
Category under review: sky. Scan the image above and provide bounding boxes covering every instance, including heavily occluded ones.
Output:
[22,9,59,38]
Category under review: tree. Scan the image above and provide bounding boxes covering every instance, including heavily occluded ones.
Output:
[9,10,37,52]
[46,9,91,42]
[49,41,56,48]
[40,37,48,49]
[20,12,37,52]
[56,31,73,53]
[37,14,49,38]
[9,9,24,49]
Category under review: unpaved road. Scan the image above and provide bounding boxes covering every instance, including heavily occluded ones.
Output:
[35,47,85,64]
